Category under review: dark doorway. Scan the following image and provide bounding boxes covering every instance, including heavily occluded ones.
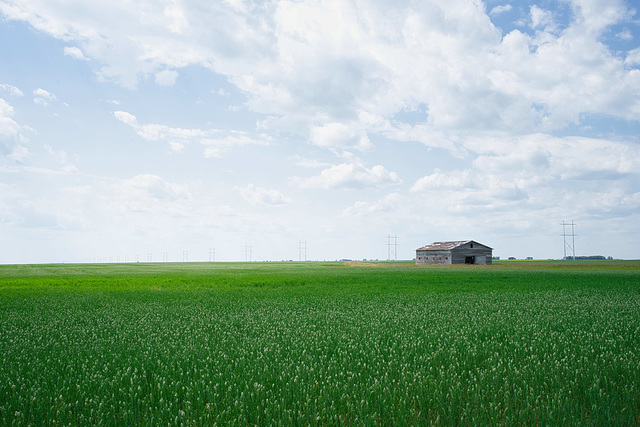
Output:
[465,256,475,264]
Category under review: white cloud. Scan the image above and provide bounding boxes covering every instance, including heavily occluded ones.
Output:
[44,144,79,173]
[293,162,401,190]
[163,3,189,34]
[123,174,190,201]
[411,134,640,218]
[411,169,477,192]
[289,155,331,169]
[155,69,179,87]
[5,174,199,241]
[566,0,635,34]
[2,0,638,142]
[114,110,267,156]
[616,28,633,41]
[169,140,185,153]
[113,110,138,127]
[344,193,402,217]
[309,122,372,153]
[235,184,292,206]
[0,98,29,163]
[0,97,14,117]
[202,132,269,158]
[490,4,512,16]
[0,0,275,89]
[94,174,195,218]
[530,5,555,31]
[63,46,88,60]
[33,88,56,106]
[0,83,23,97]
[464,134,640,179]
[625,48,640,66]
[7,144,29,163]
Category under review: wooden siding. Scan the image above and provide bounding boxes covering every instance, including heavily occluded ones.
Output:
[416,250,452,265]
[416,241,492,265]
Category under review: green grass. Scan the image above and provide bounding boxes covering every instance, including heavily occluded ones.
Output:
[1,261,639,425]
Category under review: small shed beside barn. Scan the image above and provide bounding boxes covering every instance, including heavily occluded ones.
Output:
[416,241,493,265]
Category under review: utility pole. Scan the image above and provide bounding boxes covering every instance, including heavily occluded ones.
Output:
[299,241,307,261]
[387,234,398,261]
[562,220,576,260]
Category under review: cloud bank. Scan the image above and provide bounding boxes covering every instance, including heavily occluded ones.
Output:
[1,0,639,261]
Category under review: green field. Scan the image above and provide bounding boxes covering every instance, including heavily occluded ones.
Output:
[1,261,639,425]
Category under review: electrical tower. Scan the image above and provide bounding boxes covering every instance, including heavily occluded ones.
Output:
[299,241,307,261]
[182,250,189,262]
[387,235,398,261]
[562,220,576,260]
[245,245,252,262]
[209,248,216,262]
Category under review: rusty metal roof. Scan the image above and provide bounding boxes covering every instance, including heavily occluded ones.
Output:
[416,240,492,251]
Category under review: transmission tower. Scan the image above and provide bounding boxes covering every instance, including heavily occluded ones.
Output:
[562,220,576,260]
[209,248,216,262]
[387,235,398,261]
[299,241,307,261]
[245,245,252,262]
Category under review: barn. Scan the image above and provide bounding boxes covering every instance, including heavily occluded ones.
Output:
[415,241,493,265]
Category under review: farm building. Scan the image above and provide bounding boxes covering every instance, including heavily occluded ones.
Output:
[416,241,493,265]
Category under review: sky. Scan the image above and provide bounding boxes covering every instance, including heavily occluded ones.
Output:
[1,0,639,263]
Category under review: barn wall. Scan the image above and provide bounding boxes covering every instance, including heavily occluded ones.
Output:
[416,241,493,265]
[416,250,452,265]
[451,246,493,264]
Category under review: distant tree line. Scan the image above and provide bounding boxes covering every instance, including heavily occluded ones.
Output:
[567,255,613,260]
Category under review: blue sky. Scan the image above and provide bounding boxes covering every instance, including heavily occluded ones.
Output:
[1,0,639,263]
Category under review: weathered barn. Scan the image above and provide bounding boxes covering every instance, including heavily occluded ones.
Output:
[416,241,493,265]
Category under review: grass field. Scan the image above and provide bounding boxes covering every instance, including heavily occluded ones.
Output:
[1,261,639,425]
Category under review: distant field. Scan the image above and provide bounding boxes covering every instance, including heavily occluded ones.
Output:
[1,261,639,425]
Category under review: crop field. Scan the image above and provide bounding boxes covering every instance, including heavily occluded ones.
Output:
[1,261,639,425]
